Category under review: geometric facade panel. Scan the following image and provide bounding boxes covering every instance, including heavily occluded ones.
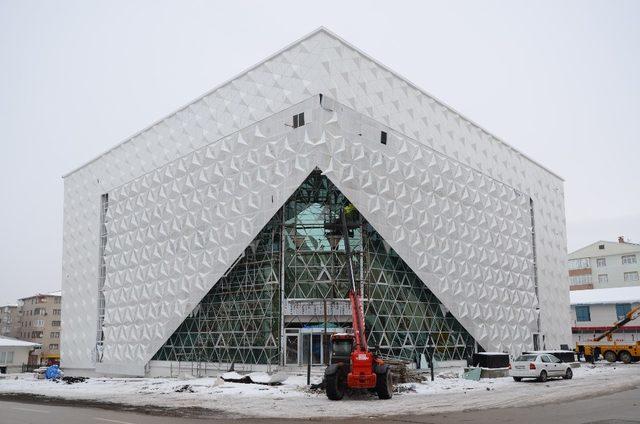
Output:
[152,171,475,366]
[62,29,569,374]
[98,100,537,370]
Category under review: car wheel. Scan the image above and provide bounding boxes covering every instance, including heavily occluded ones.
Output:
[619,351,632,364]
[513,377,522,382]
[563,368,573,380]
[604,350,618,363]
[538,370,548,382]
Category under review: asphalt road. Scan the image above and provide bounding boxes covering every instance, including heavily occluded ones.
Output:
[1,387,639,424]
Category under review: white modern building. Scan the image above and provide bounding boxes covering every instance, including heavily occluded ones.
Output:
[0,337,41,374]
[61,28,570,377]
[570,287,640,344]
[568,238,640,291]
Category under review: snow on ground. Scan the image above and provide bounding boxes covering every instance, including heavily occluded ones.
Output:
[1,363,639,418]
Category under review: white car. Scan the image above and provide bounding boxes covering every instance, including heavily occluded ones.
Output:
[510,353,573,382]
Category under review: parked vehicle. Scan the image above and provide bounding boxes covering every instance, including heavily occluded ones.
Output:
[576,304,640,364]
[510,353,573,382]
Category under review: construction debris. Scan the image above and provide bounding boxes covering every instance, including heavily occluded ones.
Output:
[61,376,87,384]
[382,358,425,383]
[220,371,288,386]
[174,384,194,393]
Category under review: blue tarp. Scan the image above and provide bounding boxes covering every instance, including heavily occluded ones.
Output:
[45,365,62,379]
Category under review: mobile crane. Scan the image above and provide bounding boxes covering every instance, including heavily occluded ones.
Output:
[576,304,640,364]
[323,207,393,400]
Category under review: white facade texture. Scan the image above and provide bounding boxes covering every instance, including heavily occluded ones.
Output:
[61,29,569,375]
[568,240,640,290]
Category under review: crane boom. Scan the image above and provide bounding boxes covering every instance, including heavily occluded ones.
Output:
[340,208,368,352]
[594,304,640,342]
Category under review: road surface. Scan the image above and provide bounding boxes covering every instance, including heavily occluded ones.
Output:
[1,386,639,424]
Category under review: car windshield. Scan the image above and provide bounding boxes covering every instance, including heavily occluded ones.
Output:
[514,354,538,362]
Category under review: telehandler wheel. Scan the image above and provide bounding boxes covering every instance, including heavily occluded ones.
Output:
[375,368,393,400]
[604,350,618,363]
[619,351,632,364]
[325,369,346,400]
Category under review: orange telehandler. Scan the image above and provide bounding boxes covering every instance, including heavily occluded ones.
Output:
[323,207,393,400]
[576,303,640,364]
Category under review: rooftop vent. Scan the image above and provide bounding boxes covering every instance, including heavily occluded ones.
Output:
[292,112,305,129]
[618,236,625,243]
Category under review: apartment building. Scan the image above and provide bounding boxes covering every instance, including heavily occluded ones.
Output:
[568,237,640,291]
[0,305,19,338]
[16,291,62,365]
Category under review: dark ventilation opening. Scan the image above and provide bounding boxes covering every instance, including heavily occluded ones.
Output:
[380,131,387,145]
[292,112,305,129]
[599,244,605,250]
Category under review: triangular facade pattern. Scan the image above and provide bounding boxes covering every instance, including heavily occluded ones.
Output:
[93,97,538,372]
[62,29,568,373]
[153,171,475,365]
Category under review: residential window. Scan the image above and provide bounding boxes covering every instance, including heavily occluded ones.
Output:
[569,258,590,270]
[616,304,632,320]
[596,258,606,267]
[52,320,61,327]
[48,344,59,350]
[575,305,591,322]
[624,272,639,282]
[622,255,637,265]
[0,352,5,363]
[31,331,43,338]
[570,275,592,285]
[54,297,61,304]
[53,309,61,315]
[598,274,608,284]
[50,332,60,338]
[35,320,44,327]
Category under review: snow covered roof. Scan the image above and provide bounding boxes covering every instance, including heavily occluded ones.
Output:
[0,337,41,348]
[569,240,640,259]
[19,290,61,300]
[570,287,640,306]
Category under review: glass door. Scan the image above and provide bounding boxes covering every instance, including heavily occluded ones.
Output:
[285,334,299,366]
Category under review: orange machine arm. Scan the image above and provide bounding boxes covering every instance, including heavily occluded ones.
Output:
[341,208,368,352]
[594,304,640,342]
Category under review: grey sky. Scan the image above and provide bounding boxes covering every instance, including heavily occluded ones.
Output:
[0,0,638,305]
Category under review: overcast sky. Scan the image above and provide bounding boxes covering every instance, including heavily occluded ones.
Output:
[0,0,638,305]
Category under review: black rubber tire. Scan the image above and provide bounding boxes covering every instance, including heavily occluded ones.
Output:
[538,370,548,382]
[619,351,632,364]
[325,370,346,400]
[563,368,573,380]
[604,350,618,363]
[375,369,393,400]
[513,377,522,382]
